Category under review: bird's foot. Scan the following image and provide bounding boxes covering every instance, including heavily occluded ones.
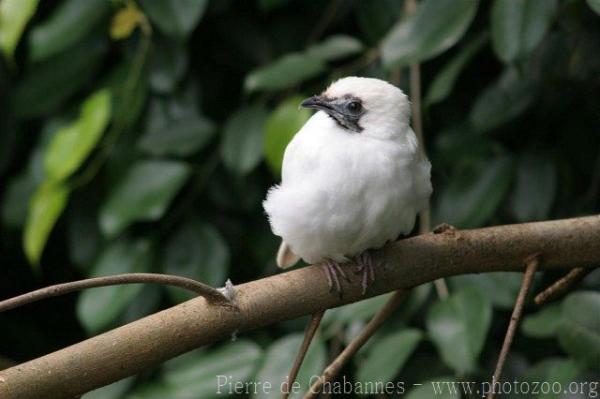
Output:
[355,250,375,295]
[322,259,349,296]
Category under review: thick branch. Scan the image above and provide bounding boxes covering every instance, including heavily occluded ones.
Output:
[1,216,599,399]
[0,356,14,371]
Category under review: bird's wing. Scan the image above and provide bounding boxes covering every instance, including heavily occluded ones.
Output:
[276,240,301,269]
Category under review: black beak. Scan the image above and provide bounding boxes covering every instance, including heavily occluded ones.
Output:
[300,95,364,132]
[300,95,332,111]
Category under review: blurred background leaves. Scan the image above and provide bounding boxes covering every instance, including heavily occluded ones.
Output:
[0,0,599,397]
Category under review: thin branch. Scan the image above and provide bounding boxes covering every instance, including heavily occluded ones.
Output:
[0,273,230,313]
[534,266,593,306]
[1,215,599,399]
[487,256,540,399]
[304,291,408,398]
[281,311,325,399]
[410,60,447,299]
[404,0,448,300]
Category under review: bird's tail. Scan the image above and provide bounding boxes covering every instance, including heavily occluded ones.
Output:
[276,241,301,269]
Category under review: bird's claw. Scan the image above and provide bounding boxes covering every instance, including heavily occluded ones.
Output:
[322,253,376,296]
[322,259,348,297]
[355,251,375,295]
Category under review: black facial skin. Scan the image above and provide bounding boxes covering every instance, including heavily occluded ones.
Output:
[300,94,365,132]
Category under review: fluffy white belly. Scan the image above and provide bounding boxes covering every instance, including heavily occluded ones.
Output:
[263,114,431,264]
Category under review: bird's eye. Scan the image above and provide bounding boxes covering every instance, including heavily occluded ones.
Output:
[347,101,362,113]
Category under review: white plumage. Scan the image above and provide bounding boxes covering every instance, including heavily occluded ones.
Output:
[264,77,432,269]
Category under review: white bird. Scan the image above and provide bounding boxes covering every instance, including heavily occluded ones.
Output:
[263,76,432,293]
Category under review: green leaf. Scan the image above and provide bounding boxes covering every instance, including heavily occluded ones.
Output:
[163,220,229,303]
[426,32,488,105]
[3,144,47,229]
[28,0,110,61]
[588,0,600,15]
[149,40,188,93]
[355,0,404,45]
[0,0,38,62]
[44,89,112,182]
[356,329,423,389]
[67,196,102,269]
[258,0,292,12]
[322,293,394,331]
[127,383,171,399]
[23,182,69,265]
[509,152,557,222]
[254,334,326,399]
[0,124,18,177]
[120,285,162,325]
[106,61,149,130]
[77,238,151,333]
[450,272,523,309]
[160,341,262,399]
[434,156,512,228]
[426,288,492,374]
[83,377,135,399]
[138,116,215,157]
[397,284,433,321]
[305,35,364,62]
[381,0,479,68]
[244,53,325,93]
[522,303,562,338]
[470,68,536,132]
[140,0,208,39]
[2,172,37,228]
[99,160,191,237]
[12,34,108,118]
[516,358,580,399]
[129,341,262,399]
[557,291,600,370]
[222,106,268,175]
[405,377,460,399]
[491,0,558,64]
[264,97,311,175]
[432,125,498,168]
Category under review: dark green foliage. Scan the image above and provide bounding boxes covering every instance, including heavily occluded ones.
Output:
[0,0,599,397]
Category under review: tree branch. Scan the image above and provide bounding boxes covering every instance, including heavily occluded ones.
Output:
[305,291,408,398]
[0,356,14,371]
[404,0,448,300]
[0,273,230,313]
[487,256,539,399]
[0,216,599,399]
[534,266,594,306]
[282,311,325,399]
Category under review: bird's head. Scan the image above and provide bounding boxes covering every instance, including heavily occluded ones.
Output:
[300,76,410,140]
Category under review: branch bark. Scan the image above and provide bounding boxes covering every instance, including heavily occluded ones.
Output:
[487,256,539,399]
[534,266,593,305]
[0,356,14,371]
[305,291,408,398]
[0,273,230,312]
[1,216,599,399]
